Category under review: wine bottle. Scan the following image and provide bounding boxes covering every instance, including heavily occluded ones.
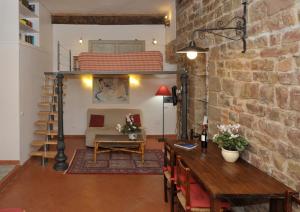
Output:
[201,124,208,149]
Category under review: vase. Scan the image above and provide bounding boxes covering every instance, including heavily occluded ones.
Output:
[128,133,138,140]
[221,148,239,163]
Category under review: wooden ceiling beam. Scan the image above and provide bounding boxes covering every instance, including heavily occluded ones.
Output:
[51,15,165,25]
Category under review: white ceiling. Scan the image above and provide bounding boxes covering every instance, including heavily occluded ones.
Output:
[39,0,171,15]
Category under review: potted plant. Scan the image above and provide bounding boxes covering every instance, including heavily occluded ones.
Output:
[213,124,248,163]
[116,114,141,140]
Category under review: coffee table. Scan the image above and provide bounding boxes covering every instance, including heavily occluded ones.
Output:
[93,134,145,163]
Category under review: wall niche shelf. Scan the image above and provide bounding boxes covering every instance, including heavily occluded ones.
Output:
[19,3,38,18]
[19,22,39,33]
[19,1,40,47]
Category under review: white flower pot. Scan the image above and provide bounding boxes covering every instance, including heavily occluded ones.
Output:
[221,148,239,163]
[128,133,138,140]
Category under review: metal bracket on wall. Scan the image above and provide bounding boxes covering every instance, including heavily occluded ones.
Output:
[193,0,248,53]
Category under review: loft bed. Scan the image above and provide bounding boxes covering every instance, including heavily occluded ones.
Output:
[57,40,167,73]
[51,41,186,171]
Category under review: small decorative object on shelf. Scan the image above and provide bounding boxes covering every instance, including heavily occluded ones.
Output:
[213,124,248,163]
[116,114,141,140]
[25,35,34,45]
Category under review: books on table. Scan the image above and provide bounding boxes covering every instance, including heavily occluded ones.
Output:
[174,143,197,150]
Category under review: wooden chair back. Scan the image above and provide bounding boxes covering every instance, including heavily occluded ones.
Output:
[176,155,191,206]
[164,143,175,178]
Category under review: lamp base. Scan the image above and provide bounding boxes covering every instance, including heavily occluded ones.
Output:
[158,137,167,142]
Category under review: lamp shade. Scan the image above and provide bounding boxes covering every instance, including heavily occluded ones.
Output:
[176,40,209,54]
[155,85,171,96]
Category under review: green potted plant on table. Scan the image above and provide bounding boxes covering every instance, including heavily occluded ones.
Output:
[116,114,141,140]
[213,124,248,163]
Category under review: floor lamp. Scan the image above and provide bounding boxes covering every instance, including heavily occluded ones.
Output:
[155,85,171,142]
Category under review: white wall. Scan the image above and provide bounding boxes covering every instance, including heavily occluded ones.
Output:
[19,2,52,164]
[52,24,177,72]
[165,0,176,44]
[0,0,20,161]
[53,24,177,135]
[64,76,176,135]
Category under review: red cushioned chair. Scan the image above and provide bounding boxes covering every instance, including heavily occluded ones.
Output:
[163,144,198,212]
[163,143,176,206]
[176,156,230,212]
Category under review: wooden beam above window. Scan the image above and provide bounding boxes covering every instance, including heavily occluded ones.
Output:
[51,15,165,25]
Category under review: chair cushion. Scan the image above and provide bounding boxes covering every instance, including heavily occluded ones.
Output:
[89,114,104,127]
[179,184,230,209]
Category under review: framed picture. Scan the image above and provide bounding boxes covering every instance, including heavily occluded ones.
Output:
[93,76,129,104]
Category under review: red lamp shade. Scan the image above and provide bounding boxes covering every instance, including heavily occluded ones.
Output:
[155,85,171,96]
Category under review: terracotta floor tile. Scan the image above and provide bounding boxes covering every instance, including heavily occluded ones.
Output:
[0,137,171,212]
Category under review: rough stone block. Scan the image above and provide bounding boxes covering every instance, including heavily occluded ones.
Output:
[208,76,221,91]
[287,128,300,147]
[239,113,254,128]
[208,92,218,106]
[222,79,238,96]
[246,102,266,117]
[251,59,274,71]
[277,58,293,72]
[208,106,221,122]
[249,1,267,22]
[258,119,284,139]
[290,88,300,111]
[275,86,289,109]
[259,85,274,104]
[253,72,269,82]
[265,0,294,16]
[240,83,260,99]
[232,71,252,82]
[278,72,297,85]
[295,55,300,67]
[287,161,300,181]
[283,28,300,43]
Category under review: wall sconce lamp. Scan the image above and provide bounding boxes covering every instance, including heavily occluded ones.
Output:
[152,38,158,45]
[79,37,83,45]
[177,0,248,60]
[164,15,170,27]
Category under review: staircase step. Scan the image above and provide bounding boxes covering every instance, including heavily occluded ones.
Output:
[41,93,57,97]
[31,151,57,158]
[43,85,67,89]
[31,140,57,147]
[38,102,57,107]
[38,111,58,116]
[34,130,57,136]
[45,76,56,80]
[41,93,66,97]
[35,120,58,126]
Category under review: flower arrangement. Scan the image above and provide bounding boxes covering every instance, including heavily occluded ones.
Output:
[213,124,248,151]
[116,114,141,134]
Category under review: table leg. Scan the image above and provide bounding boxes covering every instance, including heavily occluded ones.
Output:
[270,198,285,212]
[210,198,221,212]
[170,181,175,212]
[94,142,98,162]
[141,143,145,164]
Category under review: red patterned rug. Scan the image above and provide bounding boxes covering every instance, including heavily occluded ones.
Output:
[66,149,163,175]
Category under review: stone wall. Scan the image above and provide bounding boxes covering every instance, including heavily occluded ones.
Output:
[173,0,300,211]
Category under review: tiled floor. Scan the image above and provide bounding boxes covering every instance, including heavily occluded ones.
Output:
[0,165,15,181]
[0,136,173,212]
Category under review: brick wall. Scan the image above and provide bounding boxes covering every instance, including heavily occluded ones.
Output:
[173,0,300,211]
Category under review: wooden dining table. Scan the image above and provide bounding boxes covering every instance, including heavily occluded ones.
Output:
[166,139,297,212]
